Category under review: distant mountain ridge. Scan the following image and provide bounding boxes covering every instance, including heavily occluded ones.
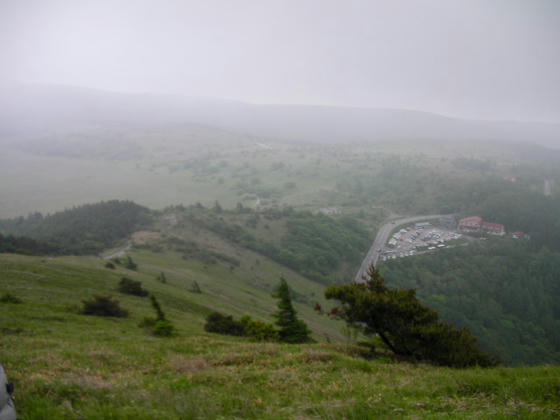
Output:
[1,82,559,148]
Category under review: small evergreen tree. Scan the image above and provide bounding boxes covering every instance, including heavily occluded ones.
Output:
[157,271,167,283]
[189,280,202,293]
[150,295,166,321]
[273,278,311,343]
[125,256,137,270]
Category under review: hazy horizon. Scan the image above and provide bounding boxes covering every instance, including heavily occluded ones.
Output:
[2,0,559,123]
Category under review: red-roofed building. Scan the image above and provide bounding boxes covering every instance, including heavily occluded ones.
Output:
[482,222,505,236]
[459,216,483,231]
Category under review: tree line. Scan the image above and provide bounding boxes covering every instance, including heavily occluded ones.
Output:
[0,200,152,255]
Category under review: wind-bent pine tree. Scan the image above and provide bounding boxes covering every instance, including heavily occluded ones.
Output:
[273,278,311,343]
[325,265,498,367]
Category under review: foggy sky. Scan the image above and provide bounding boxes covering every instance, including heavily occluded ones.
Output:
[1,0,559,123]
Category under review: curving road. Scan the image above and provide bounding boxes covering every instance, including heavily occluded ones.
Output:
[102,242,131,260]
[354,214,450,283]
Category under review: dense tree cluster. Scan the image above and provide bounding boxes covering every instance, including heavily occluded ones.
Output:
[0,201,151,255]
[381,240,560,365]
[0,233,58,255]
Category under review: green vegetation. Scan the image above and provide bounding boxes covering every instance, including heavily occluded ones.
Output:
[191,207,370,284]
[204,311,246,336]
[162,236,240,267]
[189,280,201,293]
[0,292,22,304]
[326,267,496,367]
[144,294,175,337]
[274,278,312,343]
[118,277,149,297]
[204,312,279,342]
[0,233,57,255]
[0,200,151,254]
[1,253,559,419]
[80,295,130,317]
[1,135,560,416]
[381,239,560,365]
[156,271,167,283]
[279,212,370,284]
[124,255,138,270]
[240,316,279,342]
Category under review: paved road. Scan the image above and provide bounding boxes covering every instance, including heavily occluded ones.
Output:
[102,242,131,260]
[354,214,450,283]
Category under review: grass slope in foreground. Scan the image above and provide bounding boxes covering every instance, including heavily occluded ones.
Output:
[1,254,559,419]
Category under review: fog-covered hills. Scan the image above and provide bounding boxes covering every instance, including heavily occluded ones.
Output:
[1,83,559,148]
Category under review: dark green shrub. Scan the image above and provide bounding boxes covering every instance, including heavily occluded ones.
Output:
[240,316,279,341]
[153,319,174,337]
[138,317,156,328]
[204,311,246,336]
[118,277,148,297]
[81,295,129,317]
[0,293,22,304]
[125,256,137,270]
[105,262,116,269]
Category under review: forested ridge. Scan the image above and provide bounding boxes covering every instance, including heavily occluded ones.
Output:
[380,239,560,365]
[0,233,58,255]
[0,200,151,255]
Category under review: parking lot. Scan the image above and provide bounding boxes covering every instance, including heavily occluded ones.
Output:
[380,222,463,261]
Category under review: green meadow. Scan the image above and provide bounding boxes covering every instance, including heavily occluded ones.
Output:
[1,253,559,419]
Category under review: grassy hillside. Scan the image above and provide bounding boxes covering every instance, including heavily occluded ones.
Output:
[166,205,372,285]
[1,253,559,419]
